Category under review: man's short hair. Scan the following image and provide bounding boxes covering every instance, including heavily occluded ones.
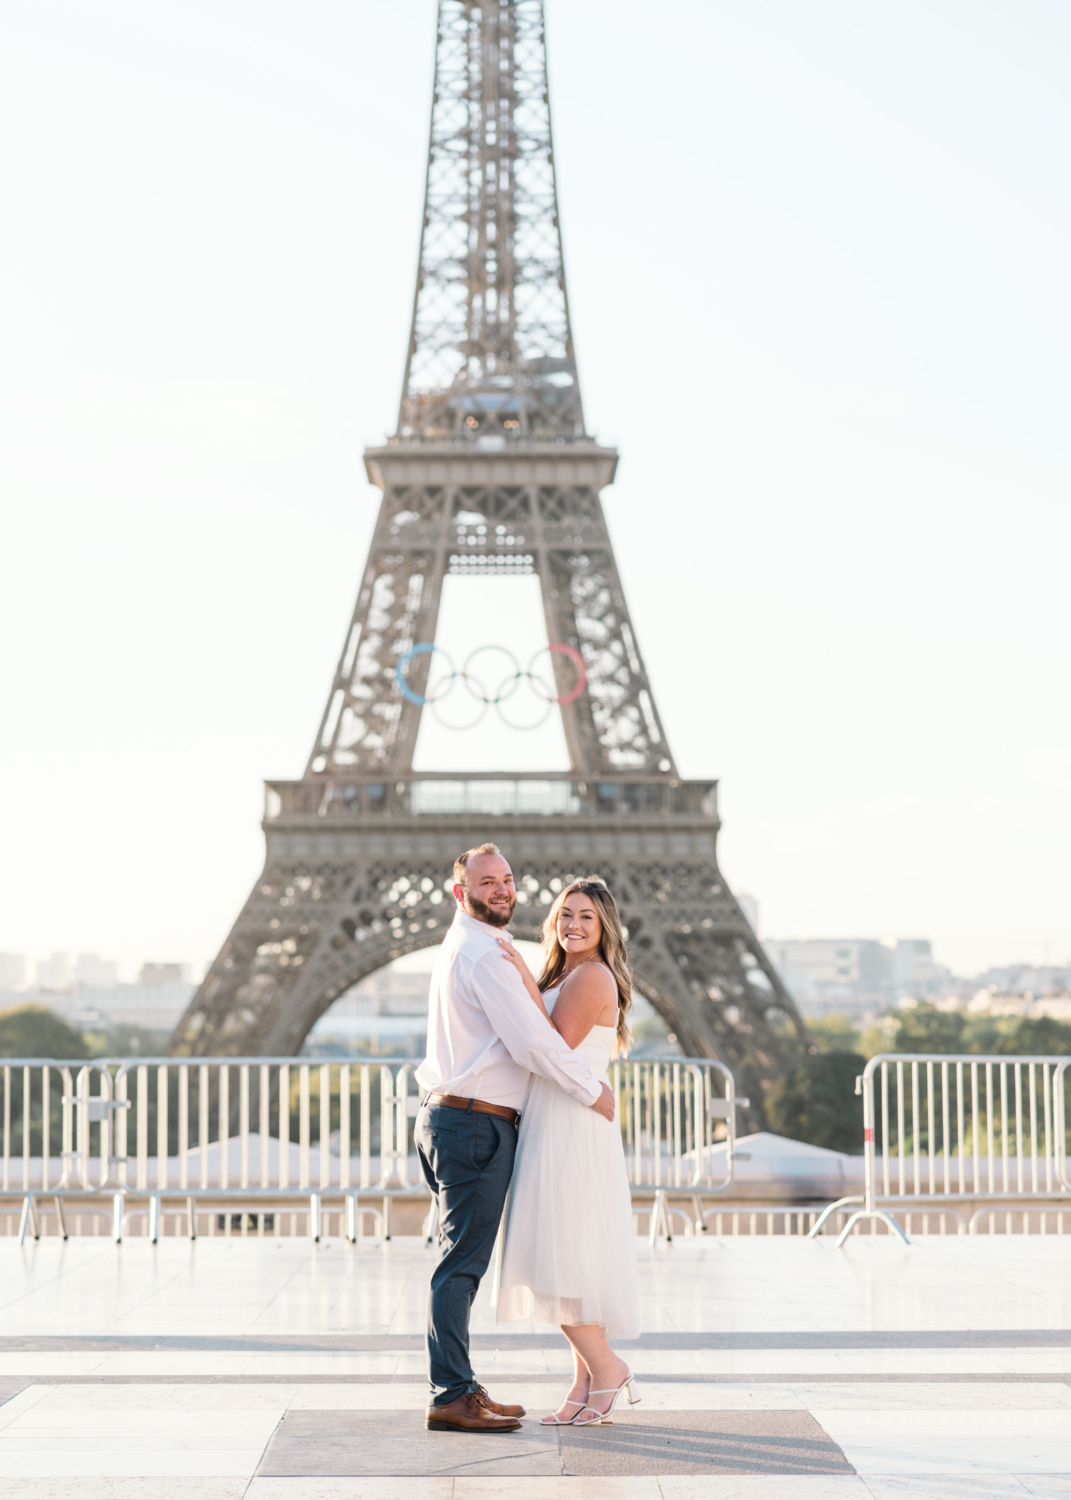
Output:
[453,843,503,886]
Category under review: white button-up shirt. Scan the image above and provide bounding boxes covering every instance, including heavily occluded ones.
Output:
[415,908,603,1110]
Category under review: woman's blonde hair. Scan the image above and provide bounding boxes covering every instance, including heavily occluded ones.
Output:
[538,878,633,1055]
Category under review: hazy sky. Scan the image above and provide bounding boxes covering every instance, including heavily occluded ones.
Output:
[2,1,1069,981]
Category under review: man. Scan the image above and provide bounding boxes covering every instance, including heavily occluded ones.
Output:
[414,842,615,1433]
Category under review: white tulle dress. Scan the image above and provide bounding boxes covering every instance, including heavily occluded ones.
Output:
[492,979,641,1337]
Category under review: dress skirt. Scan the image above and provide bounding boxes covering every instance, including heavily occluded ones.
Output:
[493,1056,641,1338]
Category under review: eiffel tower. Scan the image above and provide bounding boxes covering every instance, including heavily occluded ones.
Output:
[171,0,809,1115]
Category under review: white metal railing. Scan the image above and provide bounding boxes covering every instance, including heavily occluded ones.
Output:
[810,1052,1071,1246]
[613,1054,745,1244]
[633,1204,1035,1239]
[0,1054,744,1244]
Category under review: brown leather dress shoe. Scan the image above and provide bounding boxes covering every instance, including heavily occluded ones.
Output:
[425,1392,522,1432]
[475,1383,526,1418]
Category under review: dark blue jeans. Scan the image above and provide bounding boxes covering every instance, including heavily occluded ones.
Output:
[415,1100,517,1406]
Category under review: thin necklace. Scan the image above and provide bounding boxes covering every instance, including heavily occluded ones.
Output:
[542,952,599,992]
[562,952,599,975]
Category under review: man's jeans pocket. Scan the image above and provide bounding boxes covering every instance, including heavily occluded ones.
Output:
[419,1106,504,1180]
[423,1103,460,1135]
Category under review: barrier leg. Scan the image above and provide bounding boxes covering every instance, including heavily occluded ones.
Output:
[660,1192,673,1244]
[691,1195,707,1233]
[345,1198,384,1241]
[383,1196,392,1241]
[648,1190,672,1247]
[836,1209,910,1248]
[422,1196,438,1245]
[807,1196,864,1239]
[53,1196,68,1241]
[112,1192,124,1243]
[309,1193,321,1242]
[186,1196,196,1241]
[148,1193,160,1245]
[18,1194,38,1244]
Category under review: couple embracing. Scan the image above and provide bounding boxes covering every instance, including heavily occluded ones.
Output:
[414,842,641,1433]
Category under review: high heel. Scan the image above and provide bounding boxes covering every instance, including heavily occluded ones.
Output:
[574,1372,640,1426]
[539,1397,587,1427]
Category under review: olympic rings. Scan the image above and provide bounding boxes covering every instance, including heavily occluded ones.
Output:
[462,645,524,705]
[394,643,451,706]
[529,643,587,704]
[394,640,588,731]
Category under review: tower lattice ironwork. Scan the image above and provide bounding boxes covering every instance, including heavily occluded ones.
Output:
[171,0,809,1118]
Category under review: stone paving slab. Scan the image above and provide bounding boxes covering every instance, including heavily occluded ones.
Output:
[560,1410,854,1478]
[256,1409,561,1477]
[254,1408,854,1478]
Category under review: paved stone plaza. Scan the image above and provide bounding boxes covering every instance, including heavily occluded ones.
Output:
[1,1232,1071,1496]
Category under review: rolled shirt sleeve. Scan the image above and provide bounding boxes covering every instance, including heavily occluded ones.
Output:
[470,949,603,1106]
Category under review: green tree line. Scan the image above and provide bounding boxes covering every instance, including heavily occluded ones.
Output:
[765,1004,1071,1154]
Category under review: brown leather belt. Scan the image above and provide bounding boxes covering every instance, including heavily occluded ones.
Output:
[428,1093,519,1125]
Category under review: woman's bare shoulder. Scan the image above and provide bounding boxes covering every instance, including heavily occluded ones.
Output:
[560,961,617,1004]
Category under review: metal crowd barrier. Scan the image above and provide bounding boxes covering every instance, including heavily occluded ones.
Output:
[810,1052,1071,1245]
[0,1055,745,1244]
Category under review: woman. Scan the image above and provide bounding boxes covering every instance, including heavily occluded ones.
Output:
[493,877,641,1426]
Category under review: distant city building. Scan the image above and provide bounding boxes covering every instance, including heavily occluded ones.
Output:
[970,963,1071,996]
[892,940,947,996]
[764,937,951,1018]
[35,952,123,990]
[764,939,892,1014]
[965,989,1071,1022]
[0,955,203,1038]
[139,963,189,986]
[27,982,195,1034]
[36,952,72,989]
[307,968,431,1056]
[0,953,26,990]
[75,953,119,988]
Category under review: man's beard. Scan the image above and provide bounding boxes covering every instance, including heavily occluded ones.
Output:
[464,891,516,929]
